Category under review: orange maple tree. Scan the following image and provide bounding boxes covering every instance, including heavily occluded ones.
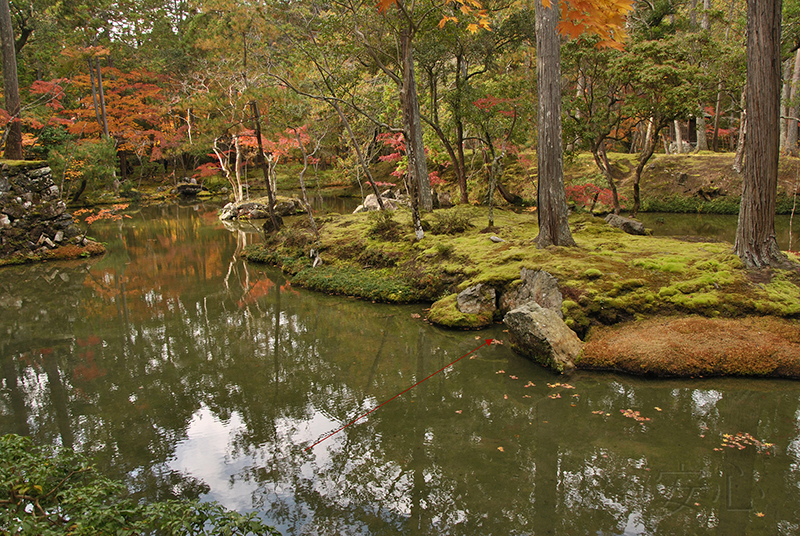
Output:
[380,0,631,47]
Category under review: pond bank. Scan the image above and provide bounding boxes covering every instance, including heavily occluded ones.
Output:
[243,205,800,379]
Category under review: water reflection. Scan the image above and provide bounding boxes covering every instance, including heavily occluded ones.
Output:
[1,204,799,535]
[638,212,800,250]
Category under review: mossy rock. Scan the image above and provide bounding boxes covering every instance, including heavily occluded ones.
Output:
[427,293,494,329]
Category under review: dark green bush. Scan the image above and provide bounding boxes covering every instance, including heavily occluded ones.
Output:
[0,434,280,536]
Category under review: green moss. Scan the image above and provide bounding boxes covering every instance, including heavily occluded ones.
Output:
[293,266,419,303]
[427,293,494,328]
[583,268,603,279]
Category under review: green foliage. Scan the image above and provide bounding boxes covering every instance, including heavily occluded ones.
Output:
[367,210,401,241]
[293,266,419,303]
[428,208,474,235]
[0,434,280,536]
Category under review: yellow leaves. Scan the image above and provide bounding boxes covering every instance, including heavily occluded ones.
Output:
[755,512,766,518]
[556,0,633,50]
[497,446,504,452]
[437,0,491,33]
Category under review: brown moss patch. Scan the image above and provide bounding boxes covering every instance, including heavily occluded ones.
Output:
[0,241,105,266]
[582,316,800,378]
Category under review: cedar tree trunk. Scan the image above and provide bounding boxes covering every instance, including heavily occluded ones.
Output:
[534,0,576,247]
[0,0,22,159]
[734,0,793,268]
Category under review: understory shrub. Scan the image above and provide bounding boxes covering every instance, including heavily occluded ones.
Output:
[0,434,280,535]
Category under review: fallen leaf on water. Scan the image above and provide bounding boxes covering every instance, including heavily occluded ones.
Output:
[497,446,505,452]
[522,395,531,398]
[548,393,561,399]
[572,394,580,398]
[592,410,605,415]
[524,381,535,387]
[654,407,663,412]
[496,370,505,374]
[455,410,462,414]
[755,512,765,517]
[509,375,518,380]
[411,313,421,318]
[504,394,508,400]
[475,336,481,340]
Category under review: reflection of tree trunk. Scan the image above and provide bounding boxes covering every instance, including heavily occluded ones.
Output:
[43,349,74,447]
[716,392,759,536]
[533,398,560,535]
[409,327,430,535]
[1,354,30,436]
[365,329,387,393]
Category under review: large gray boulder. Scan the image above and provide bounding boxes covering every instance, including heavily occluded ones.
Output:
[456,283,497,316]
[605,214,647,235]
[503,303,583,373]
[499,268,563,316]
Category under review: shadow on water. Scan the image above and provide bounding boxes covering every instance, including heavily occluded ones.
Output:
[1,202,799,535]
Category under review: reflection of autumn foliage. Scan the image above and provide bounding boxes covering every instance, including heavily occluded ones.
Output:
[80,208,234,323]
[238,278,275,308]
[74,349,108,382]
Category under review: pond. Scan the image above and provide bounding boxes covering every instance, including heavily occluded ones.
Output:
[1,204,799,535]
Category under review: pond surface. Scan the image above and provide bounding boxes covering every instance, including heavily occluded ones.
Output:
[637,212,799,251]
[1,204,799,535]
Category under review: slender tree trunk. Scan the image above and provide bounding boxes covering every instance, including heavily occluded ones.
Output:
[780,58,791,151]
[291,127,319,239]
[674,119,684,153]
[329,100,385,210]
[592,140,621,214]
[786,48,800,155]
[733,89,746,173]
[0,0,22,159]
[734,0,793,268]
[632,122,663,217]
[534,0,576,248]
[400,25,432,212]
[95,59,109,138]
[250,101,281,232]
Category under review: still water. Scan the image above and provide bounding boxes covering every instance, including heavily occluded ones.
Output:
[1,204,799,535]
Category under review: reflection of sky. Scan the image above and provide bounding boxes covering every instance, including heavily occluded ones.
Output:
[170,406,258,512]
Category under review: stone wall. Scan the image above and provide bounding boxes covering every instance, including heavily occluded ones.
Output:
[0,161,84,260]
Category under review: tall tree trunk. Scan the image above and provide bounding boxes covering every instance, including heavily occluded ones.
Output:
[534,0,576,248]
[734,0,792,268]
[780,58,791,151]
[696,112,708,151]
[786,48,800,155]
[400,25,432,213]
[0,0,22,159]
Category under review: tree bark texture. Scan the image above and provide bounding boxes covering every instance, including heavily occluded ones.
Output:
[786,48,800,155]
[400,26,432,212]
[534,0,575,248]
[0,0,22,159]
[735,0,791,268]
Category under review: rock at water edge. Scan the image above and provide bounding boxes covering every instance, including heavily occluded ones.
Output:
[456,283,497,316]
[503,303,583,373]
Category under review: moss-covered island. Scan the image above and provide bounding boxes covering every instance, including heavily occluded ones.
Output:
[243,205,800,379]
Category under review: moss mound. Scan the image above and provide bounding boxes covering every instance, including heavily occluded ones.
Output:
[582,316,800,378]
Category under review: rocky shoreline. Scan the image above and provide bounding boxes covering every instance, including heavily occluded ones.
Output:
[0,161,105,266]
[242,205,800,379]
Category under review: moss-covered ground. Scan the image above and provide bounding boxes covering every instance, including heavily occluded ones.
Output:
[244,204,800,378]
